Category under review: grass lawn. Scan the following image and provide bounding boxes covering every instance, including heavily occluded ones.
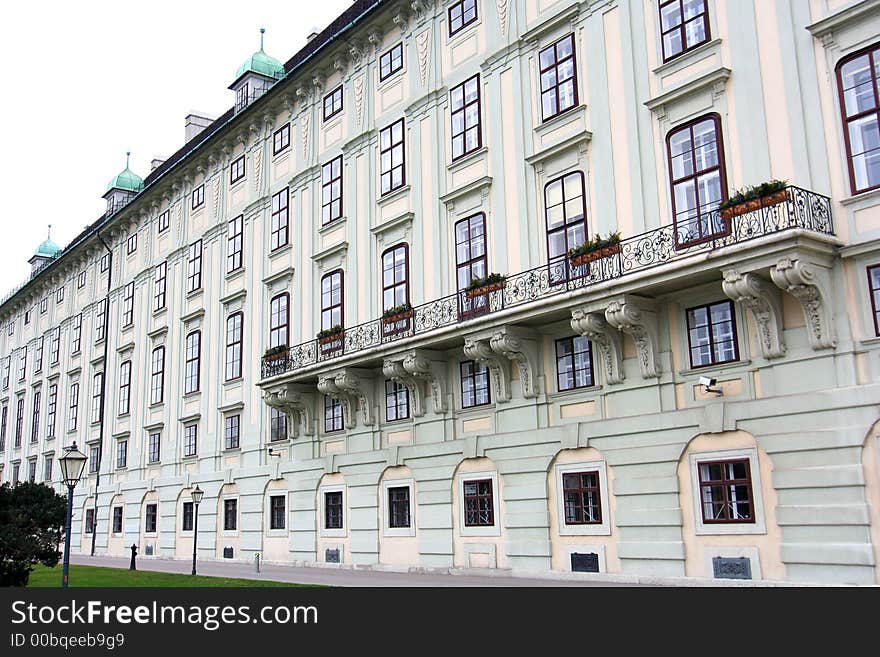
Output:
[26,564,311,587]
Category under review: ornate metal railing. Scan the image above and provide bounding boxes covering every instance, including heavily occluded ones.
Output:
[262,185,833,379]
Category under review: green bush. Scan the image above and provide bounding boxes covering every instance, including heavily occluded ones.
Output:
[317,325,344,339]
[719,180,788,211]
[568,231,621,259]
[466,273,507,292]
[0,482,67,587]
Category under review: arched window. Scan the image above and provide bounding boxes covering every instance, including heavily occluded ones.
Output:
[321,270,344,330]
[544,171,587,282]
[381,244,409,311]
[837,44,880,195]
[225,313,243,381]
[269,293,289,348]
[184,331,201,394]
[150,346,165,405]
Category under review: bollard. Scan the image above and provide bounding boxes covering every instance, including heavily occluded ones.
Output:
[129,544,138,571]
[255,552,260,573]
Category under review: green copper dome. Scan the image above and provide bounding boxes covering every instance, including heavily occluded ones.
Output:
[34,227,61,258]
[235,28,284,81]
[105,152,144,194]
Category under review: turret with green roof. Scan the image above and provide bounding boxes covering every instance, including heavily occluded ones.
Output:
[103,152,143,215]
[29,226,61,276]
[230,29,284,111]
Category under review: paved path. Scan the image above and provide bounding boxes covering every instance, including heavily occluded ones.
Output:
[71,554,636,587]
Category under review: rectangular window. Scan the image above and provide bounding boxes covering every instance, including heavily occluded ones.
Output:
[270,408,288,442]
[0,405,6,452]
[77,271,86,289]
[183,424,198,458]
[545,172,587,283]
[46,384,57,439]
[562,471,602,524]
[71,314,82,353]
[460,360,491,408]
[145,503,157,533]
[463,479,494,526]
[379,42,403,81]
[381,244,409,318]
[270,188,289,250]
[116,439,127,469]
[454,214,487,317]
[113,506,123,534]
[184,331,201,394]
[191,184,205,210]
[28,460,36,483]
[148,432,161,463]
[324,491,343,529]
[30,391,40,444]
[1,357,8,390]
[385,379,410,422]
[89,446,99,474]
[187,240,202,292]
[91,372,104,424]
[17,349,26,381]
[838,45,880,195]
[324,395,344,433]
[227,215,243,273]
[270,495,286,530]
[225,312,243,381]
[40,298,47,314]
[24,310,30,326]
[320,270,344,331]
[388,486,411,528]
[380,119,405,195]
[158,210,170,233]
[50,327,60,364]
[118,361,131,416]
[224,414,240,450]
[698,458,754,523]
[321,156,343,225]
[153,262,167,312]
[122,281,134,327]
[44,456,53,482]
[869,265,880,336]
[126,233,138,255]
[95,299,107,342]
[224,499,237,531]
[555,336,594,391]
[230,155,245,184]
[686,300,738,368]
[659,0,710,62]
[56,286,64,304]
[34,337,43,373]
[85,508,95,534]
[11,464,19,485]
[273,124,290,155]
[449,0,478,36]
[450,74,481,160]
[67,382,79,432]
[7,321,13,336]
[269,293,289,348]
[100,253,110,273]
[323,85,343,121]
[150,347,165,405]
[182,501,194,531]
[539,33,578,121]
[236,83,249,113]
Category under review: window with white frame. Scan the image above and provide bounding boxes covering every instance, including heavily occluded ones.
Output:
[379,42,403,81]
[269,494,286,531]
[554,461,611,536]
[320,485,346,537]
[458,471,500,537]
[183,423,198,458]
[382,479,415,537]
[223,498,238,531]
[191,184,205,210]
[688,448,766,535]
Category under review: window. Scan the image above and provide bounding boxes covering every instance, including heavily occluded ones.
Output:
[46,384,57,439]
[27,460,36,483]
[380,119,405,195]
[50,327,60,365]
[236,83,249,113]
[869,265,880,336]
[23,311,30,327]
[91,372,104,424]
[686,300,738,368]
[67,382,79,432]
[191,184,205,210]
[320,270,344,331]
[100,253,110,273]
[122,281,134,327]
[667,115,728,247]
[385,380,410,422]
[270,188,289,250]
[324,491,343,529]
[150,346,165,405]
[455,213,487,292]
[7,321,13,335]
[85,508,95,534]
[225,313,243,381]
[321,157,343,225]
[158,210,170,233]
[126,232,137,255]
[145,503,157,533]
[270,408,288,442]
[539,33,578,121]
[545,172,587,283]
[40,298,47,314]
[562,471,601,524]
[43,456,53,482]
[17,349,26,381]
[230,155,245,184]
[184,331,201,394]
[56,286,64,304]
[555,336,594,391]
[324,395,344,433]
[187,240,202,292]
[30,391,40,444]
[270,495,286,530]
[112,506,123,534]
[34,337,44,373]
[448,0,477,36]
[118,361,131,416]
[273,124,290,155]
[450,74,481,160]
[388,486,411,528]
[14,397,21,447]
[153,262,167,312]
[71,314,82,353]
[148,432,160,463]
[182,501,194,532]
[463,479,494,526]
[116,439,127,469]
[323,85,343,121]
[227,215,243,273]
[95,299,107,342]
[224,414,240,450]
[381,244,409,312]
[1,357,8,390]
[224,499,237,531]
[77,271,86,289]
[183,424,198,458]
[460,360,491,408]
[379,42,403,81]
[0,405,6,451]
[269,293,289,348]
[837,45,880,194]
[697,458,754,524]
[659,0,710,62]
[11,464,19,485]
[88,446,99,473]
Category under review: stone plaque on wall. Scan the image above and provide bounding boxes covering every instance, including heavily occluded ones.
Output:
[571,552,600,573]
[223,546,234,559]
[712,557,752,580]
[325,548,340,564]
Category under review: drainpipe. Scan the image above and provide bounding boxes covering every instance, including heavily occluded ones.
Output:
[90,231,113,556]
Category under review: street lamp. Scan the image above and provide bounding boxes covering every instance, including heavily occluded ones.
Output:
[58,441,87,588]
[190,485,204,576]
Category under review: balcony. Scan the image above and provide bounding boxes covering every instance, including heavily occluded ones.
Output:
[261,186,834,382]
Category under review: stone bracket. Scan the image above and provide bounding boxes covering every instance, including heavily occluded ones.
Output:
[317,368,375,428]
[770,257,837,350]
[383,349,448,416]
[571,308,624,384]
[463,326,539,402]
[262,383,315,437]
[604,295,661,378]
[722,269,786,359]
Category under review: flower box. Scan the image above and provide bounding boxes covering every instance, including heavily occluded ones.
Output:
[720,188,790,220]
[318,331,344,345]
[382,309,414,326]
[465,280,505,299]
[570,242,621,267]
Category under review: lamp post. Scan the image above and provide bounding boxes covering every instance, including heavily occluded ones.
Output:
[190,485,203,576]
[58,441,87,589]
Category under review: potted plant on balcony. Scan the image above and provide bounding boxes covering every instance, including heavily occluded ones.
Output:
[317,325,344,345]
[263,344,288,363]
[568,231,621,267]
[465,273,507,299]
[719,180,789,220]
[382,302,413,327]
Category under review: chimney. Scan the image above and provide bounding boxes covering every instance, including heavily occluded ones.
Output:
[150,158,166,172]
[307,29,320,42]
[185,112,215,143]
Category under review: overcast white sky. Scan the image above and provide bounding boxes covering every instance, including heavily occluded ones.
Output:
[0,0,355,291]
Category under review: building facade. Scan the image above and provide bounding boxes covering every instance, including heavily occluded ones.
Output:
[1,0,880,584]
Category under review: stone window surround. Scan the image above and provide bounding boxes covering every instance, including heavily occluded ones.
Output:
[381,477,416,537]
[458,470,500,538]
[554,460,611,537]
[688,447,766,536]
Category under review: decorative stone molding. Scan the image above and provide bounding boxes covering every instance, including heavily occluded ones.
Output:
[463,326,538,402]
[392,6,411,33]
[604,295,661,378]
[263,383,315,438]
[354,76,366,127]
[416,29,430,86]
[383,349,447,416]
[383,359,426,417]
[317,368,375,428]
[301,112,311,161]
[496,0,509,35]
[722,270,785,359]
[570,308,624,384]
[463,336,510,403]
[770,258,837,350]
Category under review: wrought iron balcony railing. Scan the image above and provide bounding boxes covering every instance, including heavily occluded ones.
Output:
[262,185,834,380]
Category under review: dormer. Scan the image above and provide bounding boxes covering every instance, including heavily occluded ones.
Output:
[230,28,285,114]
[28,226,61,277]
[103,152,144,216]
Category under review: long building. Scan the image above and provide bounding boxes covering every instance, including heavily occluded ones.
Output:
[1,0,880,584]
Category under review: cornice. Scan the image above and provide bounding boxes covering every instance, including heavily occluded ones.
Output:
[807,0,880,40]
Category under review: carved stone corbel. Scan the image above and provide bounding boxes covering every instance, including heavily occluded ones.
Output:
[263,383,315,437]
[332,53,349,76]
[392,7,411,32]
[463,336,511,403]
[383,359,426,417]
[570,308,624,384]
[604,295,661,378]
[488,327,539,398]
[770,258,837,350]
[317,368,375,428]
[722,269,785,359]
[383,349,447,416]
[317,374,357,430]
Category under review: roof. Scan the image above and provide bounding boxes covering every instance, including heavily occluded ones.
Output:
[234,47,285,83]
[105,153,144,194]
[34,237,61,259]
